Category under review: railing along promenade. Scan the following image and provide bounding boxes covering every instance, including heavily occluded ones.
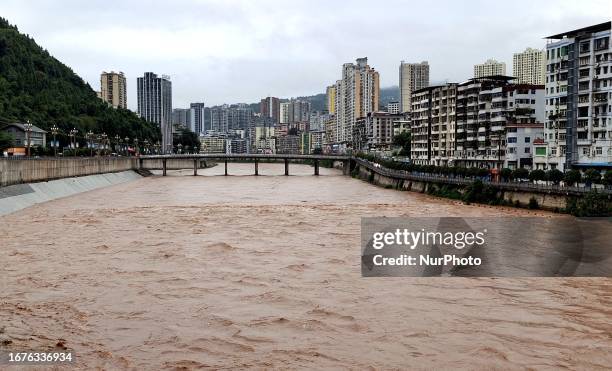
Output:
[354,158,612,196]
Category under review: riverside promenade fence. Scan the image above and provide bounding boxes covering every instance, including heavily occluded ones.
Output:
[354,158,612,196]
[0,157,138,187]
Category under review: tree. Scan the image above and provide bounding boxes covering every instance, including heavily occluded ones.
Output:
[392,131,411,157]
[500,168,513,182]
[512,168,529,181]
[603,170,612,188]
[173,128,200,151]
[583,169,601,185]
[0,131,13,151]
[564,169,582,187]
[0,17,161,146]
[529,169,546,183]
[546,169,564,185]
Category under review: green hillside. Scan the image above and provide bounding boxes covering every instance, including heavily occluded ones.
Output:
[0,17,160,147]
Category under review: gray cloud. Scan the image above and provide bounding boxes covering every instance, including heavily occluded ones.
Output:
[2,0,608,109]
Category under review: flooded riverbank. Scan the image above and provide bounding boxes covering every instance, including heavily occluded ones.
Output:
[1,163,610,369]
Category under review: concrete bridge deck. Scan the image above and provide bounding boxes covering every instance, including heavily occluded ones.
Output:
[139,154,352,176]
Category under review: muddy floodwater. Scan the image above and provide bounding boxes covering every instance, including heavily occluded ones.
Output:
[1,163,611,369]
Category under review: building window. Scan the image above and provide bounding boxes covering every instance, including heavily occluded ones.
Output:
[525,137,531,143]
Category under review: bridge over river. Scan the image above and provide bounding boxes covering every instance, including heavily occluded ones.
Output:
[139,154,353,176]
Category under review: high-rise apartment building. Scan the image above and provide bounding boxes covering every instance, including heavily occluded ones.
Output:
[399,61,429,113]
[190,102,206,134]
[473,59,507,78]
[533,22,611,171]
[455,76,544,169]
[137,72,172,153]
[411,84,458,166]
[100,71,127,109]
[210,104,253,133]
[279,99,311,124]
[326,85,336,114]
[260,97,280,124]
[335,57,380,145]
[513,48,546,85]
[172,108,191,129]
[387,101,400,114]
[353,112,404,152]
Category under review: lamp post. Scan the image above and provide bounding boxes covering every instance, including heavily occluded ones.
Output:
[86,130,94,157]
[101,133,108,156]
[155,141,160,155]
[24,120,33,157]
[50,125,59,157]
[177,143,183,154]
[69,128,78,156]
[134,138,139,156]
[143,139,149,155]
[124,136,129,156]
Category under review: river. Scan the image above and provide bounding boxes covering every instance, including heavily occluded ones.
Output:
[1,163,610,369]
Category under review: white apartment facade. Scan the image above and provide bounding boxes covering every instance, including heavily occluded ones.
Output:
[513,48,546,85]
[410,84,457,166]
[473,59,507,78]
[399,61,429,113]
[534,22,612,172]
[334,58,380,147]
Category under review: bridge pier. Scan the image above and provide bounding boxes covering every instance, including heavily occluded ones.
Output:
[193,159,198,176]
[162,159,167,176]
[342,160,349,175]
[284,158,289,176]
[254,159,259,176]
[314,159,319,176]
[224,160,228,176]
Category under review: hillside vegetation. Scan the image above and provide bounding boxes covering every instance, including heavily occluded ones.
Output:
[0,17,160,146]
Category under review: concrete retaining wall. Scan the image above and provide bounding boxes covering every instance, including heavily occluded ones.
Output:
[0,170,142,216]
[0,158,138,187]
[353,162,572,211]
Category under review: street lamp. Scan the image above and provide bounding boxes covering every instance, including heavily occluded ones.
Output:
[143,139,149,155]
[101,133,108,156]
[86,130,94,157]
[50,124,59,157]
[24,120,33,157]
[69,128,78,156]
[177,143,183,154]
[134,138,139,156]
[155,141,160,154]
[124,136,129,156]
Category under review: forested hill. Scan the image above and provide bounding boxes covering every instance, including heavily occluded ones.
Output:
[0,17,160,144]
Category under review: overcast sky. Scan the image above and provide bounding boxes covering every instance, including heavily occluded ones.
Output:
[3,0,609,109]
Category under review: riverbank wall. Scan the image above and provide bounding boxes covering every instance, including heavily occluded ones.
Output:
[0,170,141,216]
[350,159,607,212]
[0,157,138,187]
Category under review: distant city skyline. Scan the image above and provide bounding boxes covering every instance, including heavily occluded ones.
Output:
[2,0,607,109]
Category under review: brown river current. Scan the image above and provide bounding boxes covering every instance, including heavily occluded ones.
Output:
[1,163,611,370]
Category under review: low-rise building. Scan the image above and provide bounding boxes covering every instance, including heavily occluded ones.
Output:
[200,135,226,153]
[276,135,301,154]
[355,112,404,153]
[1,122,47,148]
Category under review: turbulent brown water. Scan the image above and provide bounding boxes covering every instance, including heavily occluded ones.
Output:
[1,163,611,370]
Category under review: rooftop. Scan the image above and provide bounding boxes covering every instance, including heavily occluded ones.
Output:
[545,21,611,39]
[2,122,47,133]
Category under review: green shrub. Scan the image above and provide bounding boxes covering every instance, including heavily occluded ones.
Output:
[565,191,611,217]
[546,169,564,185]
[529,169,546,183]
[564,169,581,186]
